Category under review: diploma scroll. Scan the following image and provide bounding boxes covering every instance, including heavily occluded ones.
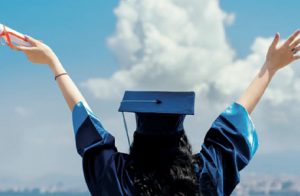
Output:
[0,24,31,47]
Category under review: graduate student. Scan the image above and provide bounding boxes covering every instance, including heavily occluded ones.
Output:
[13,30,300,195]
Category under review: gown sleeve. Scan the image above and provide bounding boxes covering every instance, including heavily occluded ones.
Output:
[72,101,125,195]
[72,101,117,156]
[198,102,259,196]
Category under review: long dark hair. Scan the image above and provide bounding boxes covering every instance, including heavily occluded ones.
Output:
[128,130,202,196]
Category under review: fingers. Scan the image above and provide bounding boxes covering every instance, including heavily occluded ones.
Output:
[293,55,300,61]
[290,38,300,49]
[11,44,35,52]
[292,46,300,61]
[285,30,300,46]
[292,45,300,54]
[270,32,280,48]
[24,35,40,46]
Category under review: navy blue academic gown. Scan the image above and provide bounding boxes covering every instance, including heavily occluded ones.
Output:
[72,101,258,196]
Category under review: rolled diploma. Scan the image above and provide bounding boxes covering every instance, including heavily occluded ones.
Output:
[0,24,31,47]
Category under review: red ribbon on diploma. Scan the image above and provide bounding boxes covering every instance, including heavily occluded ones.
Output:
[0,25,27,48]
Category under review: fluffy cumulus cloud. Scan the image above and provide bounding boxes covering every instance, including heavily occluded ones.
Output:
[82,0,300,153]
[82,0,300,105]
[82,0,238,100]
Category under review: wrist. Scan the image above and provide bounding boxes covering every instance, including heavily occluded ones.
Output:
[48,56,61,68]
[262,61,278,76]
[48,59,66,76]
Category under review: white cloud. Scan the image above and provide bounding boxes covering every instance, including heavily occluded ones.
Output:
[82,0,300,105]
[14,106,32,117]
[81,0,300,155]
[224,13,235,26]
[82,0,237,100]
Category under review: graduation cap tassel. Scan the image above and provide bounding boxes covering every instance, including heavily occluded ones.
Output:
[122,112,131,147]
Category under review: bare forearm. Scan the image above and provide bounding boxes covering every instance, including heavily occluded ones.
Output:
[49,60,87,111]
[237,30,300,114]
[237,63,277,114]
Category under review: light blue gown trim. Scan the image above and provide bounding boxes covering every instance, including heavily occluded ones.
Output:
[72,101,107,139]
[222,102,259,158]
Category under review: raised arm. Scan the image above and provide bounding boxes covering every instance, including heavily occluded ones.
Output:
[238,30,300,114]
[14,36,87,111]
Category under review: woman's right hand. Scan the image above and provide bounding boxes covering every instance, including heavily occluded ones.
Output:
[265,30,300,72]
[238,30,300,114]
[13,36,60,67]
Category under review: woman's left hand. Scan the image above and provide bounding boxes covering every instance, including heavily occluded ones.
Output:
[12,36,59,66]
[265,30,300,72]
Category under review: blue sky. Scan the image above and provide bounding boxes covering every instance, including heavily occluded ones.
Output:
[221,1,300,58]
[1,0,299,89]
[1,0,300,190]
